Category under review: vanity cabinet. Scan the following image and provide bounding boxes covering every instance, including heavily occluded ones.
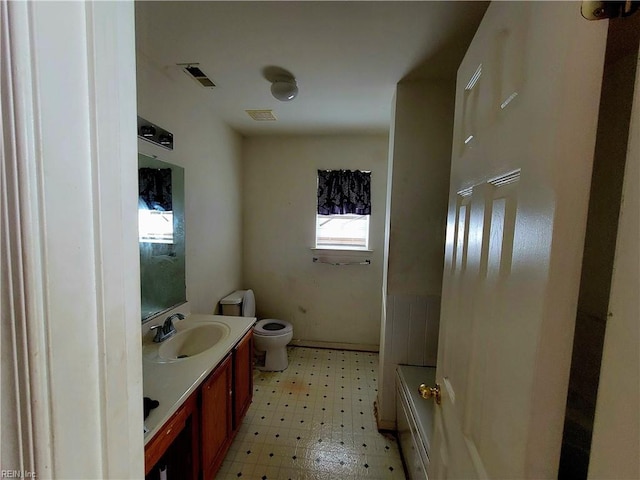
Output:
[201,329,254,478]
[144,394,197,479]
[201,354,233,478]
[145,328,254,479]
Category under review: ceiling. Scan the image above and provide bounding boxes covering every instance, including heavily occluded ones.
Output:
[135,1,489,136]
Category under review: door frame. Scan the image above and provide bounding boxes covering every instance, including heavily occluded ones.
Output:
[1,2,143,477]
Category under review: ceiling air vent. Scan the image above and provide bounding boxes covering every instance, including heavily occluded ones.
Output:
[245,110,277,121]
[178,63,216,88]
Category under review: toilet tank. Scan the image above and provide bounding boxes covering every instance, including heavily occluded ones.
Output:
[220,290,246,316]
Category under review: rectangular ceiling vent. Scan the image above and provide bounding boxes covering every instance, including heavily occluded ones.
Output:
[245,110,277,121]
[178,63,216,88]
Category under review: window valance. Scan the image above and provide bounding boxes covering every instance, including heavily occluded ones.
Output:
[317,169,371,215]
[139,167,172,211]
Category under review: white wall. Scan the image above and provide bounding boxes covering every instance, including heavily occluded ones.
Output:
[136,54,243,315]
[242,135,389,348]
[378,80,455,428]
[386,81,454,297]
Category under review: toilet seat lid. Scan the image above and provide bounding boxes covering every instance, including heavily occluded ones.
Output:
[242,289,255,317]
[254,319,293,336]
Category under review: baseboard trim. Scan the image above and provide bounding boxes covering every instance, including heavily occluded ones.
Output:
[374,399,396,431]
[290,339,379,353]
[376,419,396,431]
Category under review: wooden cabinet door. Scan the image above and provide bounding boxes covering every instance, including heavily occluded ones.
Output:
[201,354,232,479]
[233,330,253,430]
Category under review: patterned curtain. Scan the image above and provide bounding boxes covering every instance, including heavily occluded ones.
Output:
[317,169,371,215]
[139,167,172,211]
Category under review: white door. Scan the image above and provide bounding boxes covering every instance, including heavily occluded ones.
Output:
[429,3,609,478]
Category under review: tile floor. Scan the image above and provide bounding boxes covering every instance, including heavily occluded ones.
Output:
[217,347,406,480]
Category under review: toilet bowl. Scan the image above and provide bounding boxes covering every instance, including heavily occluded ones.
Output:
[220,289,293,371]
[253,319,293,371]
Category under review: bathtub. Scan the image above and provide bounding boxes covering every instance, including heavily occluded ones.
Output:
[396,365,437,480]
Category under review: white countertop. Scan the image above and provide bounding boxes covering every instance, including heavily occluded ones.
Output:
[142,314,255,444]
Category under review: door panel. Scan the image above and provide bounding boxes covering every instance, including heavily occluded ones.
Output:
[432,3,608,478]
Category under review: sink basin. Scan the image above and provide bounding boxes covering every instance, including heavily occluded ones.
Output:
[157,323,230,361]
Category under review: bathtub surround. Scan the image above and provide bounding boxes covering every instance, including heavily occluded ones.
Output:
[136,53,244,314]
[378,80,455,429]
[242,135,389,349]
[396,365,437,477]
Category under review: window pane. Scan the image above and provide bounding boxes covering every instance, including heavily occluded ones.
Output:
[139,209,174,244]
[316,214,369,249]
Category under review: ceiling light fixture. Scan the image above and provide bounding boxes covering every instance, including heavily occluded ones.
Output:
[270,75,298,102]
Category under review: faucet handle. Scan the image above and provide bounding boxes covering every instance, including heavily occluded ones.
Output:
[149,324,164,343]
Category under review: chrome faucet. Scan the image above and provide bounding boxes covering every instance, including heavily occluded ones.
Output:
[150,313,185,343]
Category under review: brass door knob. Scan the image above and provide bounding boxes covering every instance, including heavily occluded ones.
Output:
[419,383,441,405]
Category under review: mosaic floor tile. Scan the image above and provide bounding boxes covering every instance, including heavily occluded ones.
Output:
[216,347,405,479]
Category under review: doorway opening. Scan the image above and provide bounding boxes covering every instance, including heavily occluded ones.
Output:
[559,14,640,479]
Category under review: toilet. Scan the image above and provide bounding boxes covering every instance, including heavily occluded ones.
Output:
[220,289,293,371]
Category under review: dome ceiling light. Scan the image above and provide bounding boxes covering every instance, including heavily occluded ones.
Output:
[263,66,299,102]
[270,75,298,101]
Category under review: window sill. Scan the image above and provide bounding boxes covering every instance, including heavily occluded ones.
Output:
[311,247,373,253]
[310,248,372,266]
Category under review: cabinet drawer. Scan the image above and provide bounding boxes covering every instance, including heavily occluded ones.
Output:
[145,400,190,475]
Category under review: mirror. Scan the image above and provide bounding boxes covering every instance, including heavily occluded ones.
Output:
[138,154,186,322]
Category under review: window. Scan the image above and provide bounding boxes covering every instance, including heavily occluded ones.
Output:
[316,214,369,249]
[138,207,174,244]
[316,169,371,250]
[138,166,175,244]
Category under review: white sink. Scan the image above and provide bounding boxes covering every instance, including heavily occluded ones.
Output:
[155,323,230,362]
